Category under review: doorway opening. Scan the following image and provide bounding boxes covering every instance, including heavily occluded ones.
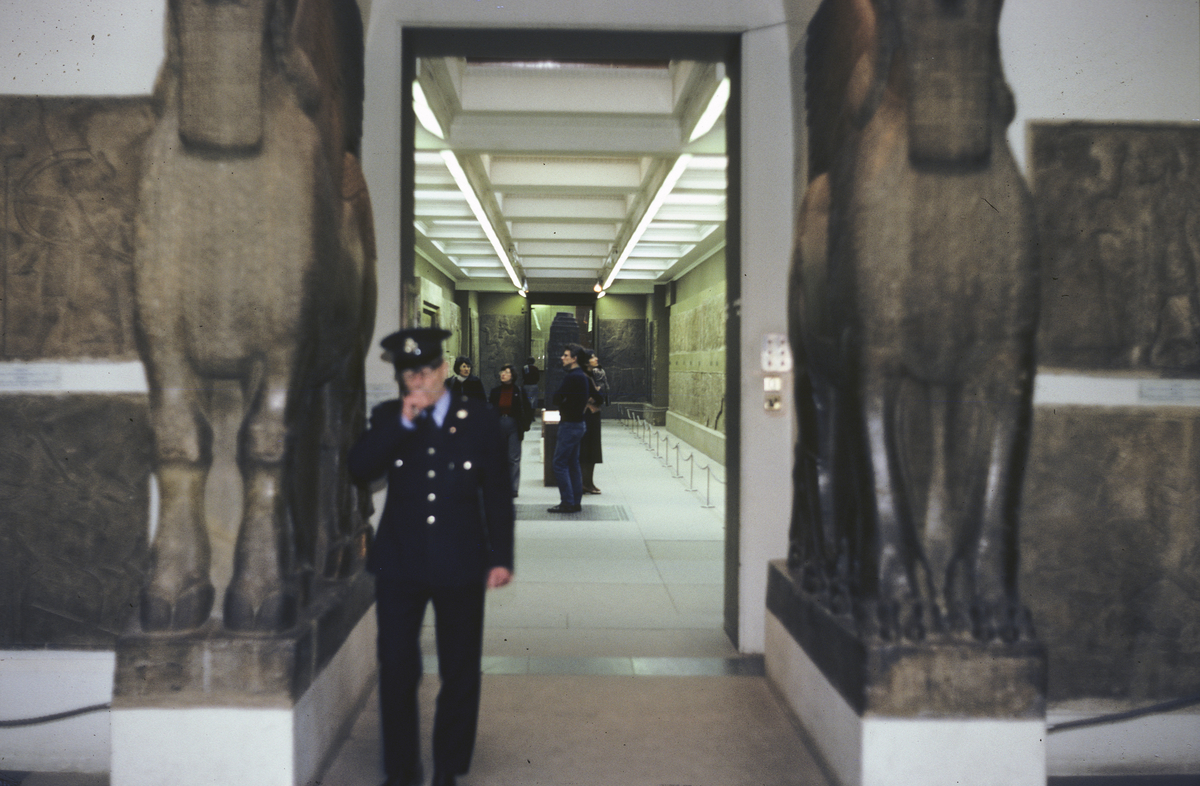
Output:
[401,28,741,654]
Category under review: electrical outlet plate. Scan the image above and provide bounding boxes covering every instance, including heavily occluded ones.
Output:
[761,334,793,372]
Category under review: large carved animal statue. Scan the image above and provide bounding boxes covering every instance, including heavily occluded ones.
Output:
[788,0,1039,643]
[134,0,377,632]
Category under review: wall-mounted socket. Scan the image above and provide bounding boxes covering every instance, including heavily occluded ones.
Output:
[761,334,793,372]
[764,376,783,411]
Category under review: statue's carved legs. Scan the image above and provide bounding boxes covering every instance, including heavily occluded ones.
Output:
[945,369,1032,643]
[141,374,216,632]
[317,368,369,580]
[858,360,935,641]
[224,367,297,632]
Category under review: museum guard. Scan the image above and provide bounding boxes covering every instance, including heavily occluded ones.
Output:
[349,327,515,786]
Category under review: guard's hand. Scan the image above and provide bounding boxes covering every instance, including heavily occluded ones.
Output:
[486,567,513,589]
[401,390,436,422]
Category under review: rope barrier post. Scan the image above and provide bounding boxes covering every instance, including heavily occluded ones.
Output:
[673,443,684,479]
[701,464,716,508]
[687,454,696,491]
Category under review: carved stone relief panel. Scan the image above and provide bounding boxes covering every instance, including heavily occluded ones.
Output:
[478,313,526,390]
[0,97,154,360]
[1021,405,1200,701]
[669,283,726,432]
[1032,123,1200,371]
[597,318,648,407]
[0,395,151,647]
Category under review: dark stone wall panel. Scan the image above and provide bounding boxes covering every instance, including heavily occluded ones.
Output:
[0,394,152,648]
[1032,123,1200,371]
[0,97,155,361]
[1021,406,1200,701]
[478,314,525,392]
[598,317,647,404]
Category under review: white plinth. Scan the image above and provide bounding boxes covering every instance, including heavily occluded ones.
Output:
[765,612,1047,786]
[0,650,115,773]
[110,606,376,786]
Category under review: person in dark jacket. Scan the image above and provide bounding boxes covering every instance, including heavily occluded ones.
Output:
[580,352,606,494]
[349,328,514,786]
[548,343,590,513]
[447,356,485,401]
[488,363,534,497]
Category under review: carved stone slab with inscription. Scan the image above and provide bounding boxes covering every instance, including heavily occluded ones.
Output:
[0,97,155,361]
[0,395,151,648]
[1032,123,1200,371]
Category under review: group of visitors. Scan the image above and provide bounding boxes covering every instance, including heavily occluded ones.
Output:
[548,343,608,513]
[440,349,608,509]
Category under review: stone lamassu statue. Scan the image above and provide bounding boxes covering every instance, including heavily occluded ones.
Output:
[788,0,1038,643]
[134,0,377,632]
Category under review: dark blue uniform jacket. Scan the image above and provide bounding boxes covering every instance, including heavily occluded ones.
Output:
[348,395,515,586]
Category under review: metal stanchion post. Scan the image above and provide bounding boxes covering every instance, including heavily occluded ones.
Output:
[673,444,683,479]
[701,464,715,508]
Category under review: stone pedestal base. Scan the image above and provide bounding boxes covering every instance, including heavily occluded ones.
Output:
[111,573,376,786]
[765,560,1047,786]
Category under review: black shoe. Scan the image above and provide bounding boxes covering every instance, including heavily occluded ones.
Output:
[432,773,457,786]
[547,504,574,513]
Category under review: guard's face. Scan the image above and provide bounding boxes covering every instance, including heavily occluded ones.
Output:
[400,360,448,400]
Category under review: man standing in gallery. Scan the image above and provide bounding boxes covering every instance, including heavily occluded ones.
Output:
[349,327,514,786]
[548,343,590,513]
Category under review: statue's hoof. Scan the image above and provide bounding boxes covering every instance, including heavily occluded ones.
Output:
[223,585,297,632]
[140,580,215,632]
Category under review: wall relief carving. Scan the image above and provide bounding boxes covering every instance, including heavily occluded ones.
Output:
[1033,123,1200,371]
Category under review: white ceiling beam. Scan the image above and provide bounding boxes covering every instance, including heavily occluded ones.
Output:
[414,204,477,220]
[521,257,607,269]
[502,196,627,221]
[626,244,691,258]
[654,204,726,222]
[513,241,612,257]
[445,114,694,157]
[489,157,644,188]
[511,224,617,242]
[640,225,717,243]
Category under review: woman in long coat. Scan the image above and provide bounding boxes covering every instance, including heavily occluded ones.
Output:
[580,351,607,494]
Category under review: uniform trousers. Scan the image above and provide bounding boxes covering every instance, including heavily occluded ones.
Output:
[375,576,487,779]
